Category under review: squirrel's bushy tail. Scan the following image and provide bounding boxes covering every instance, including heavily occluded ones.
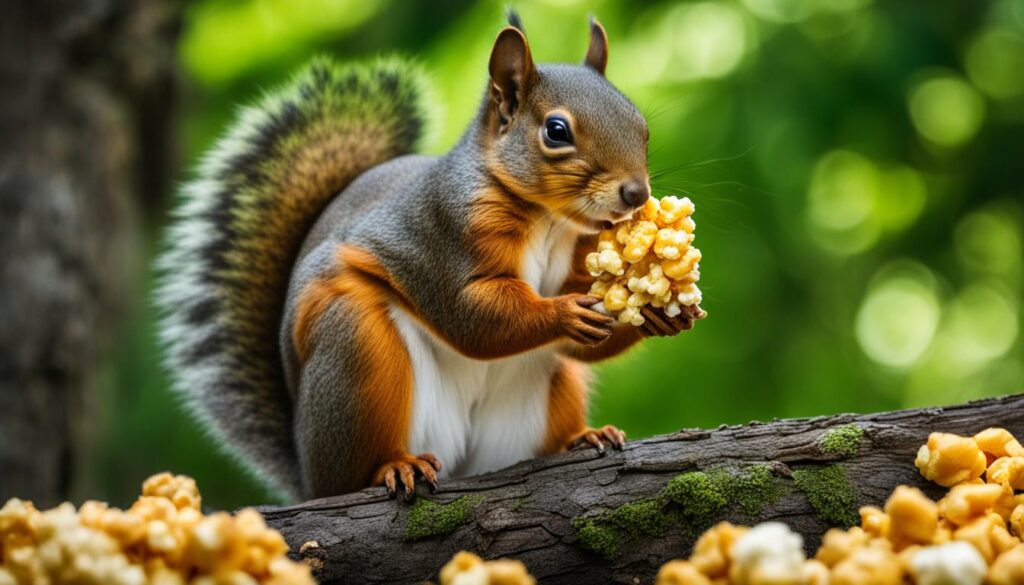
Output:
[157,57,429,500]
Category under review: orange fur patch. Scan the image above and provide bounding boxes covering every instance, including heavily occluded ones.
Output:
[540,358,590,455]
[467,185,534,277]
[291,245,414,491]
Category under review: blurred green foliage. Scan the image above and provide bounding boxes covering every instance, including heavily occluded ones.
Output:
[86,0,1024,510]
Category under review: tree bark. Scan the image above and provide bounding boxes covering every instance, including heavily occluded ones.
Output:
[261,394,1024,585]
[0,0,179,506]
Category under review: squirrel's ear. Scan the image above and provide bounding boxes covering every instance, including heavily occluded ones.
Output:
[583,16,609,76]
[488,26,534,129]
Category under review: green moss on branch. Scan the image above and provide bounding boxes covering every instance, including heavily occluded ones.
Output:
[792,464,859,527]
[574,464,786,558]
[819,424,865,458]
[404,495,484,541]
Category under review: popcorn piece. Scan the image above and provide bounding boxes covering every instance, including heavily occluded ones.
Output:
[952,513,1017,562]
[939,483,1016,526]
[729,522,805,585]
[884,486,938,549]
[602,283,630,312]
[690,522,748,578]
[658,196,695,225]
[1011,504,1024,538]
[485,559,535,585]
[987,457,1024,490]
[618,305,645,327]
[830,543,903,585]
[974,428,1024,460]
[439,551,536,585]
[654,228,692,260]
[585,248,626,277]
[988,544,1024,585]
[915,433,988,487]
[440,551,488,585]
[655,560,712,585]
[675,282,703,307]
[622,221,659,263]
[663,249,701,281]
[801,560,830,585]
[910,541,987,585]
[859,506,891,539]
[142,472,201,511]
[587,195,704,326]
[816,527,870,567]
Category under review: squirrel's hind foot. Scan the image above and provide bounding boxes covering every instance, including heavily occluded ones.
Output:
[372,453,443,501]
[567,425,626,455]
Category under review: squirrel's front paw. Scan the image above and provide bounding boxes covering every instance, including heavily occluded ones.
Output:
[639,304,706,337]
[556,294,615,345]
[567,425,627,455]
[372,453,443,502]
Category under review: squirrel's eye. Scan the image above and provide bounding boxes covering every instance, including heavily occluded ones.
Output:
[543,116,573,148]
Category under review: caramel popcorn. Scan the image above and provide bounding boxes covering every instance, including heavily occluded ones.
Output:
[884,486,938,549]
[586,196,704,326]
[939,482,1016,526]
[655,560,712,585]
[974,428,1024,460]
[859,506,890,538]
[801,560,829,585]
[988,544,1024,585]
[438,551,535,585]
[1011,504,1024,538]
[988,457,1024,490]
[689,522,747,578]
[0,473,313,585]
[642,428,1024,585]
[915,432,988,487]
[815,527,870,567]
[831,543,903,585]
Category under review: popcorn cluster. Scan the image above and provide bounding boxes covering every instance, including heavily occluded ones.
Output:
[654,427,1024,585]
[437,551,534,585]
[586,196,703,326]
[0,473,314,585]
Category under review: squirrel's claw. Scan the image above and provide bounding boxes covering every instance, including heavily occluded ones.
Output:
[568,424,627,455]
[372,453,444,502]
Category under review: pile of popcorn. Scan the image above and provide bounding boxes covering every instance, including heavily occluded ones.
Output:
[586,195,703,326]
[0,473,314,585]
[655,427,1024,585]
[437,551,534,585]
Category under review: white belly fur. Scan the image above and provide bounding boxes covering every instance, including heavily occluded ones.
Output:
[391,216,580,478]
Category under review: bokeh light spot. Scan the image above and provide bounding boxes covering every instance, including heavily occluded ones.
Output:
[942,283,1019,367]
[955,204,1023,276]
[666,2,749,81]
[908,74,985,147]
[855,263,941,368]
[965,28,1024,100]
[807,150,880,254]
[876,165,927,232]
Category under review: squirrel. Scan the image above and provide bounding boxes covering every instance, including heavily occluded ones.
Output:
[157,13,702,503]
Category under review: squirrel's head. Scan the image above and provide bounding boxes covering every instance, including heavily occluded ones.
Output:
[480,14,649,232]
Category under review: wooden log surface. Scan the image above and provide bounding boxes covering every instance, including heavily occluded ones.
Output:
[260,394,1024,585]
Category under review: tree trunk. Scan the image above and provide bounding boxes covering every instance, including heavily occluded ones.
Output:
[0,0,179,506]
[261,394,1024,585]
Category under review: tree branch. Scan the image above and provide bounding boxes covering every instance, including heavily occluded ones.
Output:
[260,394,1024,585]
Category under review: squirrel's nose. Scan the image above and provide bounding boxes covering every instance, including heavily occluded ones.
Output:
[619,179,650,208]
